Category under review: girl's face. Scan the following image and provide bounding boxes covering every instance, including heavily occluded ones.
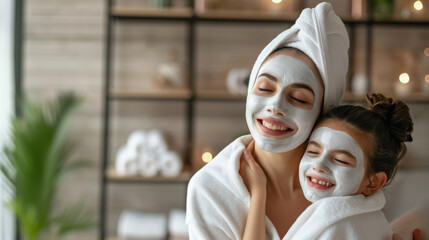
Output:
[299,119,373,202]
[245,49,323,153]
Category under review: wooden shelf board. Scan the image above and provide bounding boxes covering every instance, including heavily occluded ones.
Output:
[372,15,429,23]
[111,7,193,18]
[196,9,299,22]
[109,89,192,100]
[196,90,246,100]
[106,168,193,183]
[110,7,429,24]
[343,91,429,103]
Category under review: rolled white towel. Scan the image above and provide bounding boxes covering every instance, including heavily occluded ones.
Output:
[138,151,159,178]
[159,151,183,178]
[147,129,168,154]
[168,209,188,238]
[127,130,147,154]
[115,146,139,176]
[118,210,167,239]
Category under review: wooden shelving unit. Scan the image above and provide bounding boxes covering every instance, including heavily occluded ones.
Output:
[109,88,192,100]
[111,7,193,18]
[100,2,429,239]
[106,168,193,183]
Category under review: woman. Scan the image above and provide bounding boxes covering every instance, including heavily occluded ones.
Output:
[186,2,349,239]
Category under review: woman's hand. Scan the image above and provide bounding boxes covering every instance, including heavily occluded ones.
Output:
[240,140,267,196]
[392,229,423,240]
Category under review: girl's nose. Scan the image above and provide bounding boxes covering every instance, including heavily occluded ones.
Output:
[312,164,328,174]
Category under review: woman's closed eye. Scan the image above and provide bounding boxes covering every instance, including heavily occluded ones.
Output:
[258,87,274,92]
[291,96,308,104]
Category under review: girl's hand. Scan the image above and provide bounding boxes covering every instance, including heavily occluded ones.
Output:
[240,140,267,196]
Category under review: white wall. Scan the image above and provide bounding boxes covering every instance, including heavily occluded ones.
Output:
[0,0,16,239]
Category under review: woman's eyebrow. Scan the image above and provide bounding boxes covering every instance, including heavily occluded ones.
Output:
[259,73,278,82]
[291,83,315,95]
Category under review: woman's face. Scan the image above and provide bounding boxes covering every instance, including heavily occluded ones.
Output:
[299,119,372,202]
[246,49,324,153]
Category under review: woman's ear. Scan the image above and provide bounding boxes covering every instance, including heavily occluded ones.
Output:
[363,172,387,196]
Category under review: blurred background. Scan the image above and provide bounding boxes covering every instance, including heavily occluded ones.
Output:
[1,0,429,239]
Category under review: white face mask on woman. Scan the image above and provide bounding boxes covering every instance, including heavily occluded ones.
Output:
[299,126,366,202]
[245,54,322,153]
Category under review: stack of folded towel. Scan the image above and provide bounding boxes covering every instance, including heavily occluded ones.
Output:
[168,209,189,240]
[118,210,167,240]
[115,130,183,178]
[117,209,188,240]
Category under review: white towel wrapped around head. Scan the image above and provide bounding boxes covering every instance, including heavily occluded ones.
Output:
[247,2,350,111]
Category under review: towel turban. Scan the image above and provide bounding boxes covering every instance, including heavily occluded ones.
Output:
[247,2,350,111]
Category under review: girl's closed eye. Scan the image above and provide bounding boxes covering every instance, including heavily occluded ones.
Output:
[331,152,356,167]
[306,141,322,157]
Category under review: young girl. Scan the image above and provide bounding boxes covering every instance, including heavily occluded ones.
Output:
[241,93,414,239]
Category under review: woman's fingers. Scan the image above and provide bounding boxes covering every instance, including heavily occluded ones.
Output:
[413,228,422,240]
[247,139,255,153]
[392,229,423,240]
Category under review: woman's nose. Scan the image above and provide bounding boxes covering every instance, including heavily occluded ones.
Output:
[312,164,328,174]
[267,107,287,117]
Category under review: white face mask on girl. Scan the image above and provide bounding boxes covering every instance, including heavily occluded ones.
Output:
[245,55,322,153]
[299,127,366,202]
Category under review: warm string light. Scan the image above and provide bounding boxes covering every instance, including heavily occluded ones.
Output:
[202,151,213,163]
[272,0,282,4]
[425,74,429,84]
[399,73,410,84]
[424,48,429,57]
[414,0,424,11]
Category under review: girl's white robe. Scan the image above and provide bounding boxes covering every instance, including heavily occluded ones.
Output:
[283,191,393,240]
[185,135,393,240]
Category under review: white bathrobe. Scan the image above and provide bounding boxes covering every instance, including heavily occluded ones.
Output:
[186,136,393,240]
[186,135,284,240]
[284,191,393,240]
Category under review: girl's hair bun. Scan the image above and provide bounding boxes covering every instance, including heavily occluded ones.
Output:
[366,93,413,142]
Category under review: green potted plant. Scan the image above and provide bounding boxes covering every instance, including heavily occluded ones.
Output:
[0,93,96,240]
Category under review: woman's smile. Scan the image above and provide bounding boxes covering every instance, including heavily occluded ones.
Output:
[255,117,295,138]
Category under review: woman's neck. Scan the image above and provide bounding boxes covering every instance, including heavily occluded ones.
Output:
[253,143,306,198]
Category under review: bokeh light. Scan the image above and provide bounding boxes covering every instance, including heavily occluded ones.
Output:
[202,151,213,163]
[424,48,429,57]
[399,73,410,84]
[414,1,423,11]
[272,0,282,4]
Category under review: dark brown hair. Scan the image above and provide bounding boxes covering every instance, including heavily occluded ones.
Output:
[318,93,414,184]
